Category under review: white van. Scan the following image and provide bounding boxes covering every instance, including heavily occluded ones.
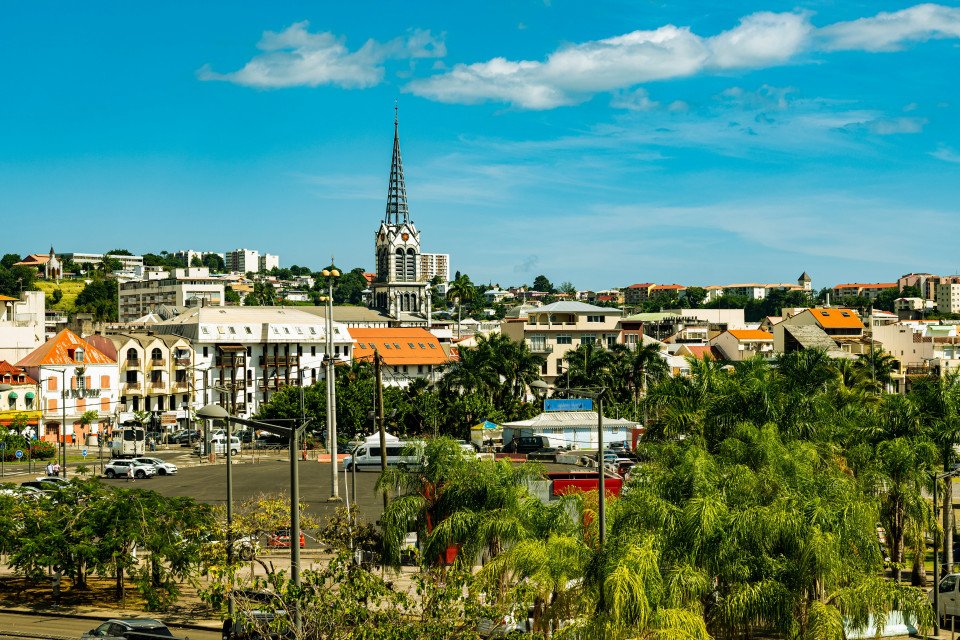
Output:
[194,435,241,456]
[344,440,422,471]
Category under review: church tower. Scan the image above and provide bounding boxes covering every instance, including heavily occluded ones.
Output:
[370,108,429,325]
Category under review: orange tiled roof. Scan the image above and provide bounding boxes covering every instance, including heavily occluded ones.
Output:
[0,295,17,302]
[627,283,654,289]
[16,329,116,367]
[683,346,717,360]
[728,329,774,341]
[809,308,864,330]
[13,254,51,267]
[350,328,450,366]
[0,361,37,386]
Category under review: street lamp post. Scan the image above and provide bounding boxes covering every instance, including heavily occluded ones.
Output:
[933,469,959,635]
[197,403,310,633]
[321,264,341,501]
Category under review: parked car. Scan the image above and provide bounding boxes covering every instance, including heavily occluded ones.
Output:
[526,447,559,462]
[0,484,43,498]
[170,429,199,446]
[503,436,552,455]
[234,428,255,443]
[267,529,306,549]
[34,476,72,489]
[104,459,157,479]
[81,618,172,639]
[131,457,178,476]
[255,433,287,449]
[194,435,241,456]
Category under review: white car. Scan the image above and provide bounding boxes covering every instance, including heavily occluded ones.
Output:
[131,457,178,476]
[104,459,157,479]
[194,435,241,456]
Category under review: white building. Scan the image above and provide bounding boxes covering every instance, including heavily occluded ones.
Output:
[259,254,280,272]
[18,329,120,444]
[937,283,960,314]
[118,267,225,322]
[225,249,260,274]
[419,253,450,283]
[501,409,638,450]
[60,252,144,270]
[153,306,353,418]
[0,291,46,364]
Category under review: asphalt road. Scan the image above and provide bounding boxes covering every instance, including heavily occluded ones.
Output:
[0,612,220,640]
[118,451,389,529]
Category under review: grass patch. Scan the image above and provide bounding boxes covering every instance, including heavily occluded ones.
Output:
[34,279,87,311]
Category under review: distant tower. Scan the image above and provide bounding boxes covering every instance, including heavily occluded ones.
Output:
[370,107,429,325]
[47,246,61,282]
[798,271,812,291]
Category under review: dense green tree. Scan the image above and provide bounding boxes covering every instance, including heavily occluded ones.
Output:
[684,285,707,307]
[0,254,21,269]
[0,264,35,297]
[447,273,476,337]
[532,274,554,293]
[75,277,118,321]
[202,253,226,273]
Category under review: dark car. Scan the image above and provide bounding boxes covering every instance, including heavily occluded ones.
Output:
[81,618,173,639]
[255,433,287,449]
[235,428,255,444]
[502,436,551,455]
[170,430,199,446]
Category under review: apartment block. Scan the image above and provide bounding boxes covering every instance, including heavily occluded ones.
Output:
[419,253,450,283]
[118,268,225,322]
[259,253,280,272]
[60,252,144,270]
[225,249,260,274]
[936,283,960,314]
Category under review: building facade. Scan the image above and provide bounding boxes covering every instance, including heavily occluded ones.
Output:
[153,306,353,418]
[419,253,450,283]
[60,252,144,270]
[501,301,623,386]
[17,329,119,444]
[259,254,280,272]
[225,249,260,274]
[118,268,225,322]
[937,283,960,314]
[350,327,450,387]
[0,291,46,364]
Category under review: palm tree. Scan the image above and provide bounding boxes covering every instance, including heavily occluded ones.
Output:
[854,347,899,392]
[446,274,475,339]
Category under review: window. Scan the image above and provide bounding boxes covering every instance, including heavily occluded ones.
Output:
[418,365,424,374]
[203,347,209,358]
[309,327,317,335]
[245,327,252,334]
[586,315,604,323]
[408,343,415,349]
[311,346,317,356]
[228,326,236,334]
[418,343,426,349]
[284,327,290,334]
[296,327,303,334]
[385,344,392,349]
[368,343,376,349]
[581,335,596,345]
[75,348,85,362]
[218,326,225,334]
[358,344,366,350]
[393,343,401,349]
[557,335,572,345]
[428,344,436,349]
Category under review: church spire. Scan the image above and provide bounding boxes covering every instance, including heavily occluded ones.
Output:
[384,103,409,226]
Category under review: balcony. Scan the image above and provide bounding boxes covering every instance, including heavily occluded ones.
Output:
[125,359,141,369]
[172,381,189,392]
[260,355,300,367]
[527,342,553,354]
[905,364,937,377]
[150,381,167,391]
[123,383,142,395]
[259,379,302,391]
[215,355,245,367]
[174,358,191,367]
[150,358,166,368]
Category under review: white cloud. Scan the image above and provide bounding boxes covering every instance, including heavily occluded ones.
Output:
[819,3,960,52]
[406,4,960,109]
[863,116,927,135]
[199,22,444,89]
[706,11,812,69]
[931,144,960,163]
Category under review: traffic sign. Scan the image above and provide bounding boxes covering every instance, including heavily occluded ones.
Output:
[0,442,5,450]
[14,450,23,460]
[81,449,88,457]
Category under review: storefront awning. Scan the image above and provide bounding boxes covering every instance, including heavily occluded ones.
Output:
[217,344,246,352]
[25,392,34,399]
[6,392,16,400]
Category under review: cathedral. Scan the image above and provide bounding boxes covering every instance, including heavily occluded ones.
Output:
[368,111,431,327]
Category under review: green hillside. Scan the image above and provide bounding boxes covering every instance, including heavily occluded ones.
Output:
[34,279,86,312]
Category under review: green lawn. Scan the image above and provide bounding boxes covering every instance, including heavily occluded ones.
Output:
[33,279,86,312]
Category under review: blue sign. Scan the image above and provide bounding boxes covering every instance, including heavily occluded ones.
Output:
[14,450,23,460]
[81,449,88,458]
[544,398,593,412]
[0,442,5,450]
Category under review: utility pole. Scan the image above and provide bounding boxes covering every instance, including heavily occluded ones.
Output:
[375,350,388,513]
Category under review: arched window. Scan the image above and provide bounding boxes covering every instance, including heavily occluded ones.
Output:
[405,248,416,281]
[395,249,405,281]
[151,348,162,362]
[126,348,138,362]
[411,294,417,312]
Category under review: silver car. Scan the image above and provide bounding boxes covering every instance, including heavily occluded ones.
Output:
[103,459,157,479]
[131,457,178,476]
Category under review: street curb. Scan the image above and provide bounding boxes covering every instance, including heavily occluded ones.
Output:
[0,606,222,632]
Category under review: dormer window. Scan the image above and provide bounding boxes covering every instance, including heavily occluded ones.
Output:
[75,348,84,362]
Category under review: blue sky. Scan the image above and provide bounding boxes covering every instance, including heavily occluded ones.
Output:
[2,1,959,291]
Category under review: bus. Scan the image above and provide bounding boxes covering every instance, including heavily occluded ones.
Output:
[111,426,146,459]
